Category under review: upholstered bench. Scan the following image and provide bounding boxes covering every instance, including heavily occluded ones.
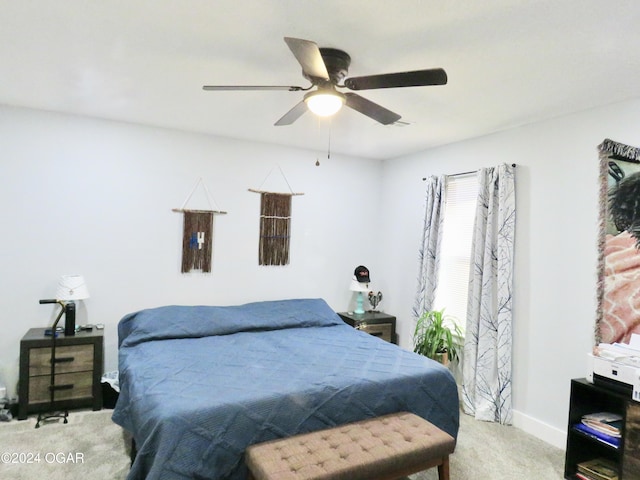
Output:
[245,411,456,480]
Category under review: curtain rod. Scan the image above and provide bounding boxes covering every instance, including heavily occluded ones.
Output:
[422,163,516,181]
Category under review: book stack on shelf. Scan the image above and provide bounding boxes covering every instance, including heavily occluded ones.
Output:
[575,457,618,480]
[573,411,622,448]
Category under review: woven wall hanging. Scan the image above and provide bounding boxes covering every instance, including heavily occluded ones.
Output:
[249,166,303,266]
[173,177,227,273]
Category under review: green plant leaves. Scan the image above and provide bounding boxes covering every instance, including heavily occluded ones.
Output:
[412,308,463,362]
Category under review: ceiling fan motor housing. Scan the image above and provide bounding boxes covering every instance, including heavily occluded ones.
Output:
[304,48,351,85]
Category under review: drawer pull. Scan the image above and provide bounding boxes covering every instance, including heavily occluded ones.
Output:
[49,384,74,392]
[52,357,75,364]
[370,331,383,336]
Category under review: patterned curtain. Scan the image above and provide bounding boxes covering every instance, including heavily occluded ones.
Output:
[462,163,516,425]
[412,175,446,320]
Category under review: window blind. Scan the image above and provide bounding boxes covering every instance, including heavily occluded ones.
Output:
[433,174,478,334]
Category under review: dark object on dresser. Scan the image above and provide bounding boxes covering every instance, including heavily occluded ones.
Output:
[18,328,104,421]
[64,301,76,336]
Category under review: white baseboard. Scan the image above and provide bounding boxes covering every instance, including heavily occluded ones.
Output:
[512,409,567,450]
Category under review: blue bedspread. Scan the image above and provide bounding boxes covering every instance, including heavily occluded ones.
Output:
[112,298,459,480]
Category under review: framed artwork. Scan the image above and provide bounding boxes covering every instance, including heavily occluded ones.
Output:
[597,139,640,344]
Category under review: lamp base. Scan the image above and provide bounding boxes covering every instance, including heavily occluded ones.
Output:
[354,292,365,315]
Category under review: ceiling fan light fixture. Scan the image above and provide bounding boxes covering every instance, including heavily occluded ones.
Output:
[304,90,345,117]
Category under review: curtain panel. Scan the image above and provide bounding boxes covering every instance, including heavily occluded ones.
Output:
[462,163,516,425]
[412,175,446,321]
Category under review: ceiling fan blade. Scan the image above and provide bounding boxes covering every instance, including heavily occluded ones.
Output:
[283,37,330,81]
[344,68,447,90]
[203,85,304,91]
[344,93,401,125]
[274,100,308,126]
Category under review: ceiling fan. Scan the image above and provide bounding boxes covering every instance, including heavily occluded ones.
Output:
[202,37,447,126]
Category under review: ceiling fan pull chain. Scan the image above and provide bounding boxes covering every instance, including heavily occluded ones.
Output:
[327,119,332,161]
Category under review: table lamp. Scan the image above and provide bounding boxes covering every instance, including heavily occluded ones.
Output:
[56,275,90,336]
[350,265,371,315]
[349,279,369,314]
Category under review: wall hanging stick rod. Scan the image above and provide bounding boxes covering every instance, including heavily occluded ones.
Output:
[172,177,227,214]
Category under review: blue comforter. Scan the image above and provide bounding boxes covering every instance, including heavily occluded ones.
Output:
[112,298,459,480]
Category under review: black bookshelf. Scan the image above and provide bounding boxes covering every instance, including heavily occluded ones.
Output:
[565,378,640,479]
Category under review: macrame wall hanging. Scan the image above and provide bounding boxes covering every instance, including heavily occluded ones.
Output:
[173,177,227,273]
[249,166,303,266]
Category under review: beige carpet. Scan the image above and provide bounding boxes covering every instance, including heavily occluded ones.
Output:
[410,413,565,480]
[0,409,130,479]
[0,409,565,479]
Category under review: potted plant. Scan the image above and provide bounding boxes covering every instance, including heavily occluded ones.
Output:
[412,308,463,364]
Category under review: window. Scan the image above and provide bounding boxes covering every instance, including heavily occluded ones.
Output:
[433,174,478,335]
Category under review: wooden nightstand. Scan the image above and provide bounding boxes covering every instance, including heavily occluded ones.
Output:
[338,311,397,344]
[18,328,104,421]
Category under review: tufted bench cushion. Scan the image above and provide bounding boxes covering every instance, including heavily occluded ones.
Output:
[245,411,456,480]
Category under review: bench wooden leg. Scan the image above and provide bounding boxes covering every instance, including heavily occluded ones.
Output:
[438,455,450,480]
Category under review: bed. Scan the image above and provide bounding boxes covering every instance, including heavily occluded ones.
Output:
[111,298,459,480]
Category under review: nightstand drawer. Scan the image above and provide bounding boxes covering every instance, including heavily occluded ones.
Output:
[358,323,392,342]
[18,328,104,420]
[29,371,94,404]
[29,344,94,376]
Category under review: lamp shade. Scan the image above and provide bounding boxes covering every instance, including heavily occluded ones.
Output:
[349,278,369,293]
[304,90,345,117]
[56,274,90,301]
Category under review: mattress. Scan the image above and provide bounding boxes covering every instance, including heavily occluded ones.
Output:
[111,298,459,480]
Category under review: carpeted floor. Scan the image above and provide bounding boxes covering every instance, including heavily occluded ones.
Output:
[0,409,565,479]
[410,413,565,479]
[0,409,130,479]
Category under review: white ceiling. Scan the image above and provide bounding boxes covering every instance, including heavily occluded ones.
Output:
[2,1,639,160]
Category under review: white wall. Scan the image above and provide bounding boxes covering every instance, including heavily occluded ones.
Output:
[0,105,383,399]
[379,98,640,447]
[5,99,640,450]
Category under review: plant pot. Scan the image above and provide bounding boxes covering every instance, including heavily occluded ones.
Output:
[434,351,449,366]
